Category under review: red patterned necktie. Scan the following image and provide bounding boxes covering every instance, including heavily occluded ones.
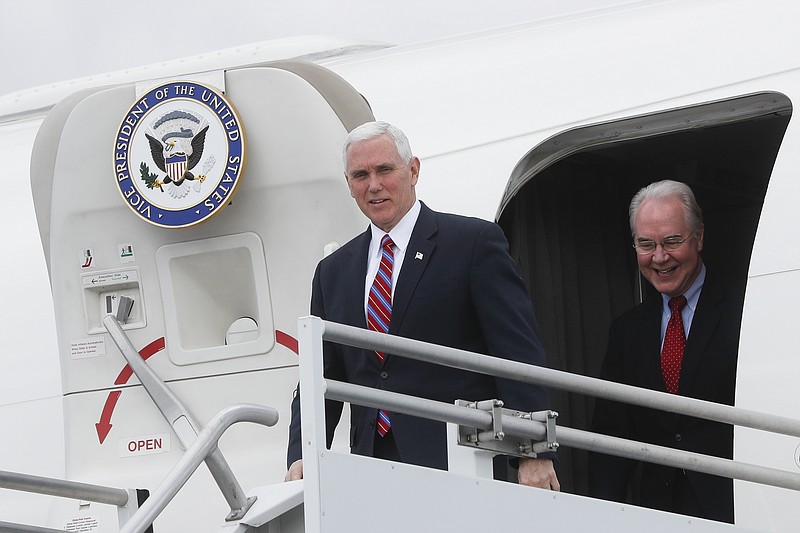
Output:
[661,295,687,394]
[367,234,394,436]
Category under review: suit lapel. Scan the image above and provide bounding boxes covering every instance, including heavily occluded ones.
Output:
[679,275,724,396]
[345,228,372,329]
[638,296,666,391]
[389,203,437,336]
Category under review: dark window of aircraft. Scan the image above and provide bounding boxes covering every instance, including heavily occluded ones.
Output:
[497,92,792,496]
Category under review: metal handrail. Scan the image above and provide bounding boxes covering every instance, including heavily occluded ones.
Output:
[322,319,800,438]
[313,318,800,491]
[0,520,70,533]
[103,314,252,519]
[0,473,131,533]
[119,403,279,533]
[327,380,800,491]
[0,470,129,507]
[0,404,278,533]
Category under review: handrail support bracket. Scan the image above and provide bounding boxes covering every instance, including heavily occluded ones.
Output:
[225,495,258,522]
[457,399,559,458]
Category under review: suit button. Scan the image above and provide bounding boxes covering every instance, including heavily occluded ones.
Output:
[369,421,375,429]
[380,371,389,379]
[674,433,682,442]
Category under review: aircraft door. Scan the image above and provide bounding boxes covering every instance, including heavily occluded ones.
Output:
[497,92,791,498]
[30,62,373,530]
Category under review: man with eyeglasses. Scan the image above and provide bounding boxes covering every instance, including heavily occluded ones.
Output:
[588,180,742,523]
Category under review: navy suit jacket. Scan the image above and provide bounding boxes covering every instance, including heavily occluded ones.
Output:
[588,271,743,523]
[288,202,551,470]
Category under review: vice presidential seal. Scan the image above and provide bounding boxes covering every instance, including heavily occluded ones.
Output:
[113,81,246,228]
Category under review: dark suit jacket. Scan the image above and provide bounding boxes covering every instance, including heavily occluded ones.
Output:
[588,271,743,523]
[288,202,550,470]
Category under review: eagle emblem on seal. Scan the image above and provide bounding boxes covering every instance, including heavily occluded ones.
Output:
[141,110,217,199]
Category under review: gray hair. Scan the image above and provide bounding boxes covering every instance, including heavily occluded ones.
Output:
[342,121,413,168]
[629,180,703,236]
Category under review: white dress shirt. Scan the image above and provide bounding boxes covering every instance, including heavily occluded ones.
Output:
[363,200,422,317]
[660,263,706,349]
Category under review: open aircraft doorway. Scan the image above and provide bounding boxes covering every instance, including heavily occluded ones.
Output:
[497,92,792,496]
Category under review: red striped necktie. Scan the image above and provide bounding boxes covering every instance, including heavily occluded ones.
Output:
[661,295,687,394]
[367,234,394,436]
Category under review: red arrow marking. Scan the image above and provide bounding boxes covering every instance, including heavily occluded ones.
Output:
[96,331,297,445]
[96,337,165,444]
[276,330,298,354]
[95,390,121,444]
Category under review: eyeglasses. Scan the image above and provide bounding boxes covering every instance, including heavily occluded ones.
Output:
[632,232,694,255]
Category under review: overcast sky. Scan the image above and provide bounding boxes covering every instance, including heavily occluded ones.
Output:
[0,0,633,97]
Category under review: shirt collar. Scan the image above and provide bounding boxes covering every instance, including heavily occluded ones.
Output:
[369,200,421,256]
[662,263,706,312]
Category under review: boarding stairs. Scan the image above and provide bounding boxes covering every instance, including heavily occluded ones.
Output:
[4,313,800,532]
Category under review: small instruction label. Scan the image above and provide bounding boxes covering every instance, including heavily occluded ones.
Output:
[120,432,171,457]
[82,269,139,288]
[119,243,135,263]
[79,248,94,270]
[64,516,99,532]
[70,337,106,359]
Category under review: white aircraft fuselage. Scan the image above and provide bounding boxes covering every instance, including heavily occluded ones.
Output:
[1,0,798,530]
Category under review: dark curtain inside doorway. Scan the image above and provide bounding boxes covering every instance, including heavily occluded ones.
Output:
[500,163,642,495]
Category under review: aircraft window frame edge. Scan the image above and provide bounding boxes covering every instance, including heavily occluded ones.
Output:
[497,91,792,220]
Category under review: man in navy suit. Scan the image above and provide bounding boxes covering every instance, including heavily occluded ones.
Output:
[589,180,742,522]
[285,121,558,489]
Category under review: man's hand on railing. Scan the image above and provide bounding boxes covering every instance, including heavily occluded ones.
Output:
[284,459,304,481]
[518,457,560,491]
